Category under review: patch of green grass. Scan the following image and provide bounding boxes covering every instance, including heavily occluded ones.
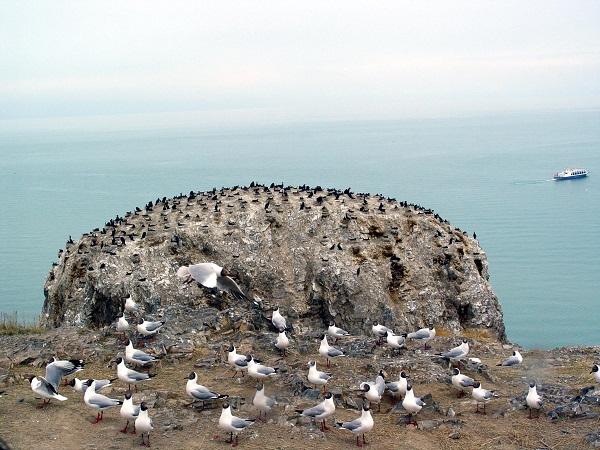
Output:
[0,312,44,335]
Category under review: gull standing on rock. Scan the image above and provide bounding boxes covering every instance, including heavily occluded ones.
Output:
[451,368,476,398]
[385,371,408,402]
[360,371,386,411]
[253,383,277,421]
[124,296,137,313]
[84,380,123,424]
[307,360,331,392]
[407,326,436,350]
[135,402,153,447]
[45,357,84,390]
[437,339,469,367]
[591,365,600,383]
[67,377,115,394]
[116,314,129,333]
[336,404,374,447]
[402,385,425,425]
[185,372,228,409]
[296,392,336,432]
[385,331,406,353]
[275,331,289,356]
[271,307,287,332]
[226,345,248,377]
[497,350,523,367]
[177,262,247,301]
[526,382,543,418]
[116,357,156,391]
[136,318,165,338]
[125,340,158,366]
[471,381,498,414]
[327,321,350,343]
[246,356,279,380]
[120,392,140,434]
[319,334,345,367]
[218,403,255,447]
[371,322,392,345]
[28,376,67,407]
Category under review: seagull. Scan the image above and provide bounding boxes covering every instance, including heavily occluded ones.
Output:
[116,314,129,333]
[116,357,156,391]
[253,383,277,421]
[271,307,287,332]
[385,331,407,352]
[185,372,228,409]
[385,371,408,402]
[124,296,137,313]
[591,364,600,383]
[371,322,392,345]
[136,318,165,338]
[125,340,158,366]
[471,381,498,414]
[28,376,67,408]
[275,331,289,356]
[226,345,248,377]
[296,392,336,432]
[327,321,349,343]
[451,368,476,398]
[497,350,523,367]
[67,377,115,394]
[437,339,469,366]
[135,402,153,447]
[307,360,331,392]
[246,355,278,380]
[407,326,436,349]
[526,382,543,418]
[45,357,84,391]
[402,384,425,425]
[120,392,140,434]
[177,262,247,301]
[336,404,374,447]
[84,380,123,424]
[319,335,345,367]
[218,403,256,447]
[360,371,386,411]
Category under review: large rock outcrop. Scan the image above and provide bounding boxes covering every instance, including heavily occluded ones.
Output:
[41,184,505,340]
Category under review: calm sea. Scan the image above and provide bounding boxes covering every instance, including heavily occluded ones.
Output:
[1,110,598,349]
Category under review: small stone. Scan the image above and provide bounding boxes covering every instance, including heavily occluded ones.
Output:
[448,430,461,440]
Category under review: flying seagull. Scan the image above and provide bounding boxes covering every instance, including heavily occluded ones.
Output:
[177,262,247,301]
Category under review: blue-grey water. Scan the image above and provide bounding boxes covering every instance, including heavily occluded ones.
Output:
[1,110,598,349]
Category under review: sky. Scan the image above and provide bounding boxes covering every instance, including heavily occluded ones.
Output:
[1,1,599,126]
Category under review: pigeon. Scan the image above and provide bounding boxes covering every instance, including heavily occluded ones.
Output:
[407,326,436,349]
[590,364,600,383]
[307,360,331,391]
[271,307,287,332]
[497,350,523,367]
[185,372,228,408]
[226,345,248,377]
[177,262,247,301]
[385,371,408,401]
[246,356,278,380]
[526,382,543,418]
[275,331,289,356]
[28,376,67,407]
[45,357,84,391]
[296,392,336,432]
[67,377,115,394]
[451,368,476,398]
[336,404,374,447]
[402,384,425,425]
[136,318,165,337]
[135,402,153,447]
[218,403,255,446]
[124,296,137,312]
[125,340,158,366]
[84,380,123,424]
[385,331,407,352]
[327,322,350,343]
[319,334,345,367]
[120,392,140,434]
[116,357,155,390]
[371,323,392,344]
[253,383,277,420]
[471,381,498,414]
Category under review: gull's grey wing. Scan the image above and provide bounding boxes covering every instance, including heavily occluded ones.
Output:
[233,358,248,368]
[416,398,425,407]
[333,327,349,336]
[144,321,164,332]
[386,382,400,393]
[319,371,332,381]
[131,350,156,362]
[302,404,325,417]
[272,316,286,331]
[265,396,276,408]
[409,329,430,340]
[126,370,150,381]
[459,378,476,388]
[87,394,120,409]
[45,364,67,390]
[257,366,276,376]
[442,347,464,359]
[132,405,141,417]
[231,417,253,429]
[483,390,494,400]
[217,276,247,301]
[327,348,344,358]
[39,377,60,396]
[502,356,519,366]
[189,389,219,401]
[341,418,362,431]
[188,264,219,288]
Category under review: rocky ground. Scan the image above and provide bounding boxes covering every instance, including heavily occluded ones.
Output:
[1,321,600,450]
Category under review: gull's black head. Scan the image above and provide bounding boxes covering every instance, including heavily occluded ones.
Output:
[245,355,252,362]
[227,344,234,352]
[378,370,385,378]
[220,267,230,277]
[529,382,536,388]
[362,404,370,412]
[325,392,333,399]
[140,402,148,411]
[401,333,408,338]
[462,338,468,344]
[115,357,123,364]
[138,318,145,325]
[400,371,407,378]
[222,402,230,409]
[86,379,94,386]
[256,383,264,391]
[591,365,599,374]
[513,351,517,356]
[328,321,335,327]
[26,375,36,383]
[320,334,326,340]
[452,368,460,376]
[308,360,315,367]
[362,384,371,392]
[67,379,76,387]
[406,384,413,391]
[187,372,196,380]
[125,392,132,400]
[473,381,481,388]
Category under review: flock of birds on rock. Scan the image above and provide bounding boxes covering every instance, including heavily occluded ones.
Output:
[28,260,592,448]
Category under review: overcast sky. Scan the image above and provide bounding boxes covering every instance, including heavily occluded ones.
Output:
[1,1,599,126]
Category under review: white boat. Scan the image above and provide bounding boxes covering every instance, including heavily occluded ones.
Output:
[553,168,588,180]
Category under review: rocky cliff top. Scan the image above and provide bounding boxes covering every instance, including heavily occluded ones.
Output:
[42,184,504,340]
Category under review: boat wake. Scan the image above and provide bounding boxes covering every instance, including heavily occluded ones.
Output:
[512,179,554,185]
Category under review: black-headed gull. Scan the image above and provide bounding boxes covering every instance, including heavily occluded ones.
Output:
[319,335,345,367]
[136,318,165,338]
[296,392,336,432]
[67,377,115,394]
[253,383,277,421]
[307,360,331,392]
[177,262,247,301]
[471,381,498,414]
[246,355,278,380]
[451,368,476,398]
[28,376,67,408]
[271,307,287,332]
[275,331,289,356]
[526,382,543,418]
[45,357,84,390]
[84,380,123,424]
[218,403,255,446]
[407,326,436,349]
[135,402,153,447]
[120,392,140,433]
[116,357,156,391]
[402,384,425,425]
[385,371,408,402]
[335,404,374,447]
[125,340,157,366]
[371,322,392,345]
[185,372,228,409]
[497,350,523,367]
[226,345,248,377]
[327,321,350,343]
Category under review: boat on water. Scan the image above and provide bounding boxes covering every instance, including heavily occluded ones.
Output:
[553,168,589,180]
